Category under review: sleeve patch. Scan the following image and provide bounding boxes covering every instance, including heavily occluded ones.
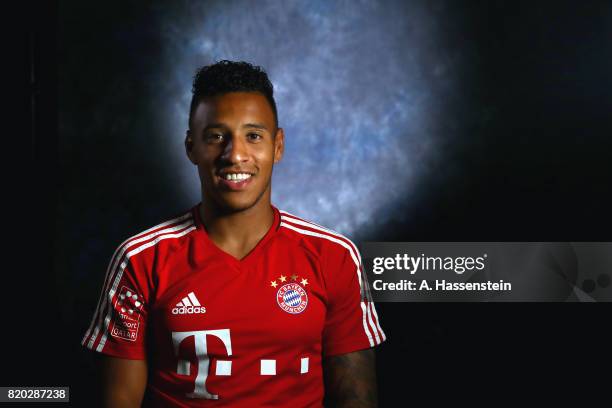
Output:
[110,286,145,342]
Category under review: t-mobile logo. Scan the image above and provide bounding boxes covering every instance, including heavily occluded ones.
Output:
[172,329,311,400]
[172,329,232,399]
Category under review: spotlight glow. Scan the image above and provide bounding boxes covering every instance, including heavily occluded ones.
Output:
[156,0,449,239]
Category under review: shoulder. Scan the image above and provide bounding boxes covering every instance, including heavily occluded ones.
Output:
[114,207,197,264]
[277,209,362,267]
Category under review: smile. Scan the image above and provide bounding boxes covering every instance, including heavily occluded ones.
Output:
[217,173,254,191]
[222,173,252,181]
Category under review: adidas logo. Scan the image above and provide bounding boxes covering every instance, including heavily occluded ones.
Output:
[172,292,207,315]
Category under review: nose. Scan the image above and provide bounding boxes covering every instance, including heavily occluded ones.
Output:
[221,135,248,163]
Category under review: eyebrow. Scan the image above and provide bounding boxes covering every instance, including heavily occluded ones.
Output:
[202,123,227,132]
[243,123,268,131]
[202,123,269,132]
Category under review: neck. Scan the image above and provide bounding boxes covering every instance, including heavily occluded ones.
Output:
[199,195,274,248]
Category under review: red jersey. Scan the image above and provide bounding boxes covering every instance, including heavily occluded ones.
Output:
[82,203,386,407]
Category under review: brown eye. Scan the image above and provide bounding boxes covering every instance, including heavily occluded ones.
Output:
[205,133,224,143]
[247,133,262,141]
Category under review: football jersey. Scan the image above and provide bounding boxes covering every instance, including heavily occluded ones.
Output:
[82,203,386,407]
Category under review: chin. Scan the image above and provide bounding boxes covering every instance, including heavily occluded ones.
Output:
[213,194,260,213]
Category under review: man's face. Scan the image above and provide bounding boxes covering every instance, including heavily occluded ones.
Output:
[186,92,284,212]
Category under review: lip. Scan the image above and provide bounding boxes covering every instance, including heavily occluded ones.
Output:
[217,174,254,191]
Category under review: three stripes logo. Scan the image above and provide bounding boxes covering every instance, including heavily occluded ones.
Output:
[172,292,206,315]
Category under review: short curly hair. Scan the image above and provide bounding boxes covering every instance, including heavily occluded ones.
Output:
[188,60,278,128]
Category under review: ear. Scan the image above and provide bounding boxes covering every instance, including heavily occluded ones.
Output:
[185,130,196,165]
[273,127,285,164]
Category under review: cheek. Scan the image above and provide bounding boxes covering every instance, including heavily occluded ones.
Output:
[195,157,217,181]
[195,146,221,167]
[253,147,276,171]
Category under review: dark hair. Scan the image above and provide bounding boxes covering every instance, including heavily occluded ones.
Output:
[188,60,278,128]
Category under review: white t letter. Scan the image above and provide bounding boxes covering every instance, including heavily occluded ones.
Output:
[172,329,232,399]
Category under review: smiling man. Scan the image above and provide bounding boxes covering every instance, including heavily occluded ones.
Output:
[82,60,386,407]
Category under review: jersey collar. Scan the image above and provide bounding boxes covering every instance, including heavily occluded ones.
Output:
[192,202,281,268]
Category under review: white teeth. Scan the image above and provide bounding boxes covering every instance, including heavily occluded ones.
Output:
[223,173,252,181]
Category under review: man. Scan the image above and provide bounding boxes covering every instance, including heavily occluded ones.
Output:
[82,60,386,407]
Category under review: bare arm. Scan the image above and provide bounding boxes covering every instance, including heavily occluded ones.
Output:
[99,355,148,408]
[323,348,378,408]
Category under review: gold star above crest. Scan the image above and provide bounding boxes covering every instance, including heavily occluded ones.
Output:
[279,275,287,282]
[300,278,309,286]
[271,280,278,288]
[291,274,298,281]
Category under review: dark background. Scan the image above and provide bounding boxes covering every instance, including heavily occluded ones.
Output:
[10,0,612,405]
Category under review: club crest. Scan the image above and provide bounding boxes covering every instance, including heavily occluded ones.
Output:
[270,275,309,314]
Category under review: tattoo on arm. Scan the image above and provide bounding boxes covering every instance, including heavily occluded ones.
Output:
[323,349,378,408]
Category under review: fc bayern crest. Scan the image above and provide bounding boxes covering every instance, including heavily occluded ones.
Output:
[276,282,308,314]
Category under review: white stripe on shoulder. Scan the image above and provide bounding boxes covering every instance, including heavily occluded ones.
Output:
[95,225,196,352]
[82,212,194,347]
[279,219,361,274]
[83,211,194,349]
[117,211,193,251]
[279,211,386,344]
[279,211,363,265]
[279,221,376,346]
[279,210,347,241]
[82,211,193,346]
[369,302,386,342]
[279,212,368,291]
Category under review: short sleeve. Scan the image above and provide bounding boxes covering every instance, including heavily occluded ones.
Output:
[81,242,150,360]
[322,243,386,357]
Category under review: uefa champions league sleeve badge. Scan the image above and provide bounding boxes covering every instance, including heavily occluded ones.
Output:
[270,274,309,314]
